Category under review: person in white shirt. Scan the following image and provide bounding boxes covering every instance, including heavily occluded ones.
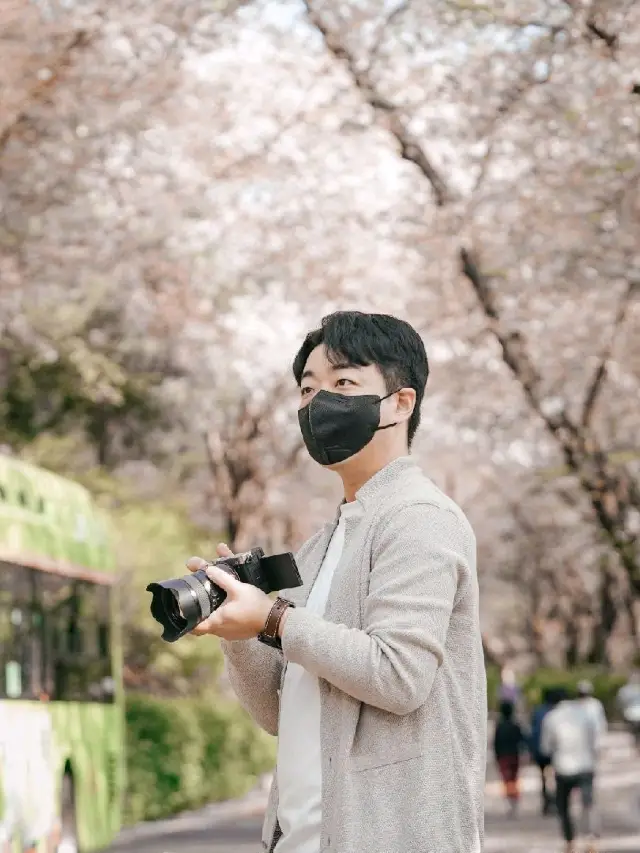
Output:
[617,670,640,749]
[576,680,607,740]
[541,687,599,853]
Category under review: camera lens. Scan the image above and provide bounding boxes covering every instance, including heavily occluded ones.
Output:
[160,588,186,631]
[147,569,225,643]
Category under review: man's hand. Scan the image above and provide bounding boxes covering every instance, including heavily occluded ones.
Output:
[185,544,273,641]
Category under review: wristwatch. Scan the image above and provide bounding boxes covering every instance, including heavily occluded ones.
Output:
[257,597,295,649]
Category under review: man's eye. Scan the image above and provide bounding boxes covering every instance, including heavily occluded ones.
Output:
[336,378,354,387]
[301,386,313,396]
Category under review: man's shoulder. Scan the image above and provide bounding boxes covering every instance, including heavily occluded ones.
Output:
[376,468,475,543]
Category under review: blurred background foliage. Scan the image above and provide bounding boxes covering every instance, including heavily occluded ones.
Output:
[124,695,275,825]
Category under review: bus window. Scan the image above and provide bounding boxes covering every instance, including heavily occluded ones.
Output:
[0,566,114,703]
[0,562,38,700]
[39,573,114,703]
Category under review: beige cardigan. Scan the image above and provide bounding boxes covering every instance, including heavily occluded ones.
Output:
[222,456,486,853]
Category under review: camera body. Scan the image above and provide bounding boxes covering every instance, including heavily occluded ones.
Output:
[147,547,302,643]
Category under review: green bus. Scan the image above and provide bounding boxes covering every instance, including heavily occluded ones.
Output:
[0,455,125,853]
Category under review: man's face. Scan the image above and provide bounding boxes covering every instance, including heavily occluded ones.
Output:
[298,345,388,410]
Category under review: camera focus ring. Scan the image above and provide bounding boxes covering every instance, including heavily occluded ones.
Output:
[182,573,215,621]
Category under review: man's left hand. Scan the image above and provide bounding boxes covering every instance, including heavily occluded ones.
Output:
[185,557,273,640]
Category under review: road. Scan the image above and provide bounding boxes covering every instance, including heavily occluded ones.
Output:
[109,731,640,853]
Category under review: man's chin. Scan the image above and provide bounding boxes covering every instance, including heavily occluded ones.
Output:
[323,459,348,472]
[320,452,364,472]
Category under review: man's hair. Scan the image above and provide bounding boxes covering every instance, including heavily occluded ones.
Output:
[292,311,429,446]
[542,687,554,704]
[499,700,515,720]
[547,687,568,707]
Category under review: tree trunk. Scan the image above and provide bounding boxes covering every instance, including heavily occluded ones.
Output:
[586,557,617,665]
[460,248,640,595]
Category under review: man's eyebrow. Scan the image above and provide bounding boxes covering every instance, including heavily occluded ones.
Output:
[330,360,359,371]
[300,362,359,382]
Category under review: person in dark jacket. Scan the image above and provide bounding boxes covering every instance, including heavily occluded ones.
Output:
[530,687,556,814]
[493,700,528,817]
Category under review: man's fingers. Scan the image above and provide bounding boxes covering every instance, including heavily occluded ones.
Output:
[186,556,209,572]
[205,565,243,593]
[191,608,225,635]
[186,545,233,574]
[216,542,234,558]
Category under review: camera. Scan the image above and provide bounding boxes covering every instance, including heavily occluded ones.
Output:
[146,547,303,642]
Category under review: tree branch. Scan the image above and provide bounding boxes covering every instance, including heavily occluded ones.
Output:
[459,246,548,416]
[460,244,640,591]
[585,16,618,56]
[302,1,453,207]
[562,0,619,57]
[581,279,638,428]
[367,0,411,68]
[0,28,92,153]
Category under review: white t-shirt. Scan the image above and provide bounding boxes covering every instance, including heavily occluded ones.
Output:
[275,501,361,853]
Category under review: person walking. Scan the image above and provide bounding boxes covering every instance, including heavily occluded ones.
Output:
[530,687,556,815]
[576,680,607,739]
[617,670,640,750]
[493,700,528,818]
[498,665,521,705]
[541,687,600,853]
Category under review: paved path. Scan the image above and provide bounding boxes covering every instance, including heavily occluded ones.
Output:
[109,731,640,853]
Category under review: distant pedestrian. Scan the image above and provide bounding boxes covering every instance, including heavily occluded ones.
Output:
[576,680,607,739]
[493,700,528,818]
[530,687,556,815]
[617,670,640,749]
[541,687,600,853]
[498,665,520,705]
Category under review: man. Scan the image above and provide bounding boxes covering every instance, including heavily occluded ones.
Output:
[541,687,600,853]
[530,687,555,815]
[188,311,486,853]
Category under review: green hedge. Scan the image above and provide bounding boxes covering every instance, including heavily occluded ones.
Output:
[124,694,276,825]
[486,665,627,718]
[521,668,627,719]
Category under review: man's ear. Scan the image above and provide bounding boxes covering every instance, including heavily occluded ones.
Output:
[395,388,416,421]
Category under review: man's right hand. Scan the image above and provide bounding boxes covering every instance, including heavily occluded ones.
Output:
[186,542,234,574]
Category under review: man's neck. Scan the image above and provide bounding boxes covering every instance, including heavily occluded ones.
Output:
[339,450,407,502]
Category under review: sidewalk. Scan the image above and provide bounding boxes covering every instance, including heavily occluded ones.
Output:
[112,776,272,847]
[115,768,640,849]
[485,793,640,853]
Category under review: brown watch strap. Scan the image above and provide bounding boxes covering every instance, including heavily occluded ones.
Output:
[258,597,294,647]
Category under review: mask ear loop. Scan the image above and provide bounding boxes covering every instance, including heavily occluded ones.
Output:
[376,388,404,432]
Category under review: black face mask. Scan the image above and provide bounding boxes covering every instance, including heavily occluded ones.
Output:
[298,389,399,466]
